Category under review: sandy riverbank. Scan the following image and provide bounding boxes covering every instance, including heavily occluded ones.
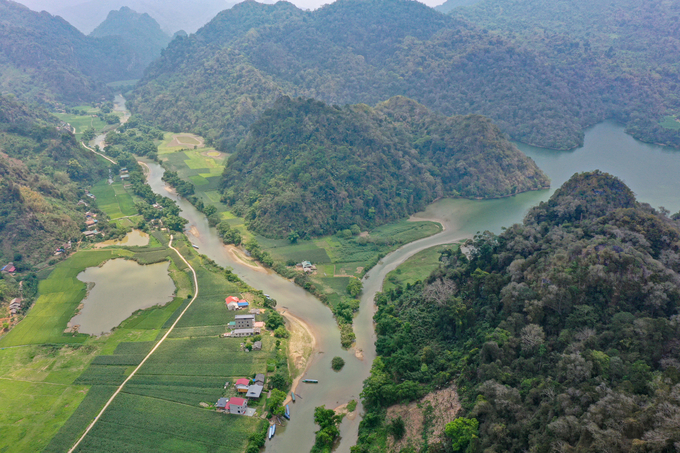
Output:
[280,310,317,406]
[225,245,263,271]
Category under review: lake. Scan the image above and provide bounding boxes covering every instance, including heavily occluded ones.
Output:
[69,258,175,335]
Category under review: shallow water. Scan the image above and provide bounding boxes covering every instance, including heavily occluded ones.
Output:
[69,259,174,335]
[142,120,679,452]
[96,230,149,248]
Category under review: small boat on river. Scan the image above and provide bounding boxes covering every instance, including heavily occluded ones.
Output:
[268,424,276,440]
[192,244,199,249]
[302,379,318,384]
[291,392,296,402]
[284,404,290,420]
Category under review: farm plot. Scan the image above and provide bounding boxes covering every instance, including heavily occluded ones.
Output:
[90,180,137,219]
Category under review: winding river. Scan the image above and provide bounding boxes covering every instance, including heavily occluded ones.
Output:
[142,119,679,452]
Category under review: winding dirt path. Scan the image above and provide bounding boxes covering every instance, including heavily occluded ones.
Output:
[67,235,198,453]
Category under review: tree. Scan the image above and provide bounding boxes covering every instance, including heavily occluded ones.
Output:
[312,405,342,451]
[445,417,479,452]
[82,127,96,142]
[268,388,286,416]
[67,159,83,179]
[203,204,217,216]
[287,230,300,243]
[274,326,289,338]
[266,310,285,330]
[347,278,363,297]
[331,356,345,371]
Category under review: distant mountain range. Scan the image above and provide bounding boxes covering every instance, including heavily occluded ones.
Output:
[129,0,680,152]
[16,0,238,34]
[220,96,549,237]
[0,0,166,105]
[90,6,170,73]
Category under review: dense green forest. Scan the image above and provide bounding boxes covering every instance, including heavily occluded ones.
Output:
[354,171,680,452]
[0,95,108,264]
[90,7,170,74]
[446,0,680,148]
[130,0,679,151]
[220,96,548,238]
[0,0,157,105]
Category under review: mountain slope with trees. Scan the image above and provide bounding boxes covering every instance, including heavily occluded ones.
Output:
[0,95,108,264]
[130,0,679,151]
[0,0,152,105]
[220,96,549,238]
[447,0,680,148]
[90,7,170,73]
[355,171,680,452]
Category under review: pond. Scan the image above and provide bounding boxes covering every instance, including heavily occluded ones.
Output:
[95,230,150,248]
[69,258,175,335]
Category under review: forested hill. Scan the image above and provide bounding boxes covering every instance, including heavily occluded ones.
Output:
[220,96,549,238]
[0,95,108,264]
[90,7,171,73]
[447,0,680,148]
[130,0,677,151]
[0,0,152,105]
[356,171,680,452]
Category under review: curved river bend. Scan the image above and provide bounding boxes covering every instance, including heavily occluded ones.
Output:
[144,120,679,453]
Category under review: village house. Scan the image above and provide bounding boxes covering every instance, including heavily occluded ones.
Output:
[9,298,21,315]
[252,341,262,351]
[230,328,254,337]
[228,397,248,415]
[235,315,254,329]
[225,296,241,310]
[249,308,261,315]
[254,321,265,330]
[235,378,250,393]
[300,260,317,273]
[246,384,263,399]
[254,373,265,386]
[1,263,16,274]
[237,300,249,309]
[216,397,229,410]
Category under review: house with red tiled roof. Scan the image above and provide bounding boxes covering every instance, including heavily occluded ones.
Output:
[228,397,248,415]
[235,378,250,393]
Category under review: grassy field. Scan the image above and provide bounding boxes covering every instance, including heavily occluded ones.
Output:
[382,244,459,293]
[90,179,138,220]
[660,115,680,130]
[40,237,279,453]
[53,106,107,141]
[0,242,198,453]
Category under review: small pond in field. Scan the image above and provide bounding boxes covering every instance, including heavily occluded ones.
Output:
[69,258,175,335]
[96,230,150,248]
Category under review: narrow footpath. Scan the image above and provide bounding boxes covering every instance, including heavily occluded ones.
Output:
[67,236,198,453]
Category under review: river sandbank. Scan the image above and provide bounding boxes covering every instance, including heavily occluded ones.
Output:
[280,310,317,406]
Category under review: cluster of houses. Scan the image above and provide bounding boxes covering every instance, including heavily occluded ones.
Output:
[223,313,265,339]
[298,261,317,273]
[54,241,72,256]
[83,211,100,237]
[8,298,22,315]
[215,374,265,415]
[120,167,129,181]
[225,296,250,311]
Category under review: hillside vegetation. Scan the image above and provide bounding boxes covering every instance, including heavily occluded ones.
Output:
[0,95,107,264]
[0,0,154,105]
[90,7,170,73]
[447,0,680,148]
[130,0,679,151]
[355,171,680,452]
[220,96,548,238]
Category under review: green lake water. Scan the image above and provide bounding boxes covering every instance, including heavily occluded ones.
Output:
[69,259,175,336]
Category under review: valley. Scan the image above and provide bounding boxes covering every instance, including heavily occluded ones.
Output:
[2,1,680,452]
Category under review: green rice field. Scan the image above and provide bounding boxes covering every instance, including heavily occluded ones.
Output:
[382,244,459,292]
[90,180,137,220]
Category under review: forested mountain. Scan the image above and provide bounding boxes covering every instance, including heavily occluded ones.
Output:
[17,0,238,35]
[130,0,678,151]
[0,0,152,105]
[0,95,108,264]
[356,171,680,452]
[448,0,680,148]
[435,0,482,14]
[90,7,170,73]
[220,96,548,238]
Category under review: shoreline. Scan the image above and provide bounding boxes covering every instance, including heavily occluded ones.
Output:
[225,244,263,272]
[280,310,317,406]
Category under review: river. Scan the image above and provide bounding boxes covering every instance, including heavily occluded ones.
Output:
[142,119,679,452]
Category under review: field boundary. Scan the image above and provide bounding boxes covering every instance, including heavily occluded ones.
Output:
[67,236,198,453]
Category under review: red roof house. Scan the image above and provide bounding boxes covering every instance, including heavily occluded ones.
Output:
[235,378,250,392]
[227,397,248,415]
